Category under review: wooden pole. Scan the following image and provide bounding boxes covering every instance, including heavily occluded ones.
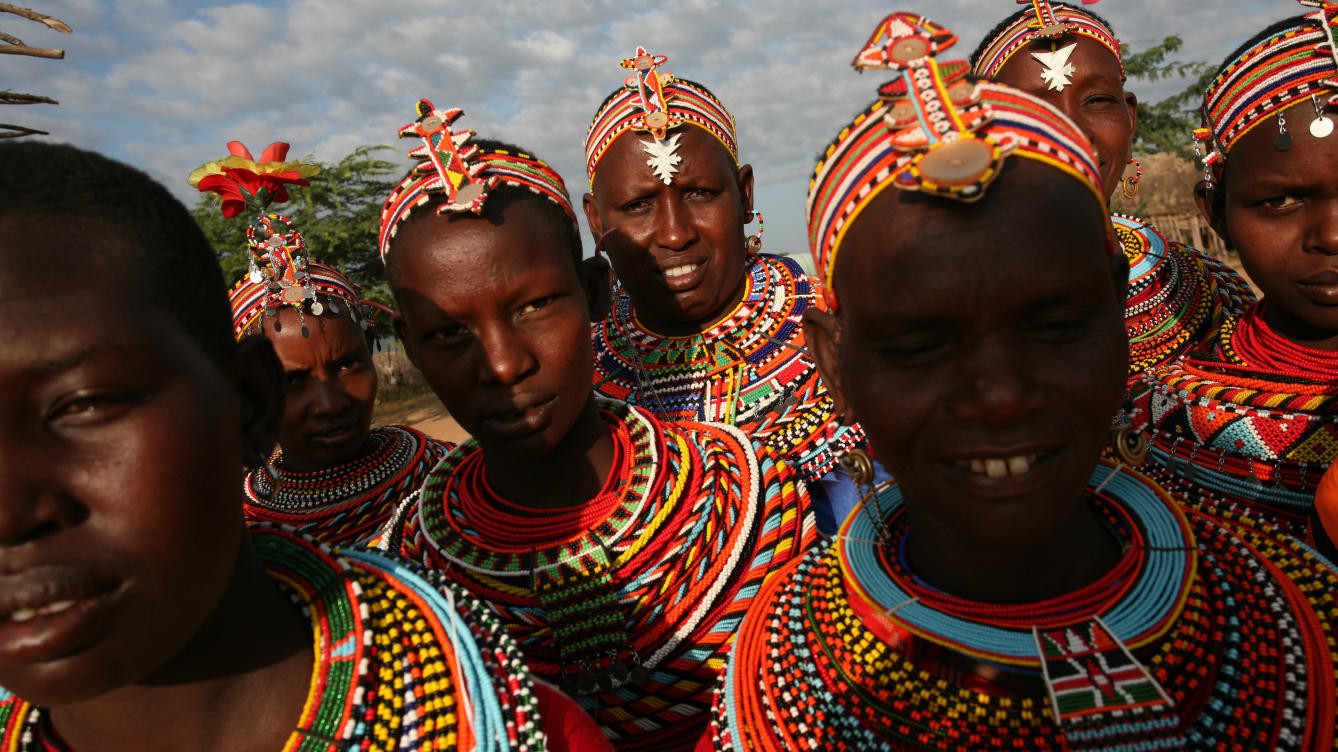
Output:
[0,43,62,58]
[0,3,71,34]
[0,92,57,105]
[0,123,48,138]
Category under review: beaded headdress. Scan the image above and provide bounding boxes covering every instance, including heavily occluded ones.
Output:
[808,12,1106,306]
[973,0,1123,87]
[1195,1,1338,181]
[190,141,383,340]
[378,99,576,263]
[584,47,737,186]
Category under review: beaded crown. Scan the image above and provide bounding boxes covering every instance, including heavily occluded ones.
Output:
[807,12,1106,303]
[1196,1,1338,174]
[584,47,737,185]
[972,0,1123,82]
[190,141,378,340]
[379,99,576,263]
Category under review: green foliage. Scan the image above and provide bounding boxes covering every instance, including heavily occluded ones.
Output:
[1123,35,1214,160]
[191,145,405,337]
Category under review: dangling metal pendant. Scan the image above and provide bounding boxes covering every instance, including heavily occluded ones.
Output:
[1277,111,1293,151]
[310,300,324,316]
[1311,94,1334,138]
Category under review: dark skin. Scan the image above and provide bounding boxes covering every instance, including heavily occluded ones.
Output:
[390,196,614,510]
[805,162,1128,603]
[0,215,311,751]
[1196,98,1338,350]
[583,125,755,336]
[994,34,1137,198]
[265,305,378,473]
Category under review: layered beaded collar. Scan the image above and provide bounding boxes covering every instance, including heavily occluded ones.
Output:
[0,526,546,752]
[1115,214,1255,379]
[244,425,446,547]
[709,463,1338,750]
[591,253,863,481]
[1131,302,1338,534]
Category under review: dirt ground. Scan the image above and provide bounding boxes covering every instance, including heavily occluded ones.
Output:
[373,388,470,446]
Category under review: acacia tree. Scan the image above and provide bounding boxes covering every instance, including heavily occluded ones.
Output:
[1,3,70,138]
[1124,36,1215,159]
[192,144,405,336]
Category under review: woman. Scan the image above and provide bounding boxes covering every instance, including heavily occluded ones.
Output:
[191,141,447,546]
[703,14,1337,750]
[972,0,1255,380]
[1128,9,1338,542]
[0,141,604,752]
[582,49,870,533]
[378,101,814,751]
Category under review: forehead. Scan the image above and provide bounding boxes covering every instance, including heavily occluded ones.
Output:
[1225,98,1338,187]
[267,305,366,355]
[834,163,1110,318]
[997,33,1122,85]
[593,124,736,191]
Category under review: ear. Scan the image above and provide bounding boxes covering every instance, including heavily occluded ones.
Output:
[582,192,604,248]
[737,163,755,216]
[1125,92,1139,157]
[803,307,849,423]
[393,312,419,368]
[229,335,284,469]
[1193,179,1230,247]
[579,255,614,322]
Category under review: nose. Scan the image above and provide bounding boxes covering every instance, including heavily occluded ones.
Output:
[1305,198,1338,256]
[947,338,1042,425]
[654,194,698,252]
[476,323,538,386]
[0,430,77,548]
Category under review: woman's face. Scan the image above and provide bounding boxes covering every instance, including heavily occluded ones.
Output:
[389,197,604,462]
[1209,98,1338,343]
[584,125,754,335]
[994,34,1136,198]
[265,306,377,472]
[808,162,1127,551]
[0,215,272,705]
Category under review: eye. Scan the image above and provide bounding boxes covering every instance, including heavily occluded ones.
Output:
[337,356,369,373]
[684,187,719,200]
[284,371,309,391]
[619,197,652,214]
[1025,315,1088,342]
[47,391,144,425]
[517,295,560,316]
[1260,195,1303,211]
[426,323,470,344]
[874,333,951,368]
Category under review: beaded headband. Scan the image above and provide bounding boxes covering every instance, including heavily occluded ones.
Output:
[1196,1,1338,179]
[808,12,1106,306]
[973,0,1123,86]
[379,99,577,263]
[584,47,737,186]
[190,141,383,339]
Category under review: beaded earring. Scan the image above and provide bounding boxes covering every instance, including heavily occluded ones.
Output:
[745,210,764,252]
[840,447,890,543]
[1121,157,1142,199]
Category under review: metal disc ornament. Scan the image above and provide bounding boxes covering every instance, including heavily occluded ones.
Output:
[1276,130,1293,151]
[890,37,929,63]
[420,115,443,132]
[454,182,485,206]
[645,111,670,130]
[918,139,993,185]
[249,270,264,284]
[1312,116,1335,139]
[281,287,306,303]
[310,300,324,316]
[634,54,654,70]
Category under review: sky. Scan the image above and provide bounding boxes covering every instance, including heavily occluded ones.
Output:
[3,0,1297,259]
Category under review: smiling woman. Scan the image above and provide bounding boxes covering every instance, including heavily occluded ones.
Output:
[191,140,447,547]
[583,47,870,534]
[702,12,1338,751]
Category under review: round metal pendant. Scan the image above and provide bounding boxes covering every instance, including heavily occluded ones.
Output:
[645,111,670,130]
[947,81,975,102]
[918,139,994,185]
[889,101,917,121]
[1276,130,1293,151]
[420,115,443,132]
[1312,116,1335,138]
[454,182,485,206]
[310,300,324,316]
[249,271,263,284]
[890,37,928,64]
[634,54,654,70]
[281,287,305,303]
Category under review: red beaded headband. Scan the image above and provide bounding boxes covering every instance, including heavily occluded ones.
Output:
[379,100,576,263]
[973,0,1123,84]
[808,12,1107,307]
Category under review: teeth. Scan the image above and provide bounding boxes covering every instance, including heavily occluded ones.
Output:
[960,453,1042,479]
[663,264,699,279]
[6,600,76,624]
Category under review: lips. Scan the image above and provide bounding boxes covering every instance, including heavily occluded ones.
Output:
[939,446,1066,498]
[653,255,708,293]
[1297,269,1338,305]
[481,394,558,440]
[308,419,360,447]
[0,567,122,664]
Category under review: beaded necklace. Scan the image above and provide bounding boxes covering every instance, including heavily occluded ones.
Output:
[591,253,863,482]
[394,401,814,752]
[1132,302,1338,535]
[244,425,448,546]
[1115,214,1255,380]
[707,463,1338,751]
[0,526,546,752]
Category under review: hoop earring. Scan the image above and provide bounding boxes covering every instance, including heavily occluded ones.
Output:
[594,227,616,258]
[1121,157,1142,199]
[745,210,764,252]
[1109,424,1148,466]
[840,448,889,544]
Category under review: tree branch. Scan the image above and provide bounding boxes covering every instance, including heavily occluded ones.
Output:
[0,43,62,58]
[0,30,23,45]
[0,91,57,105]
[0,122,48,138]
[0,3,71,33]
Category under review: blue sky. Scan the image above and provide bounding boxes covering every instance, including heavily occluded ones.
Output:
[4,0,1295,258]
